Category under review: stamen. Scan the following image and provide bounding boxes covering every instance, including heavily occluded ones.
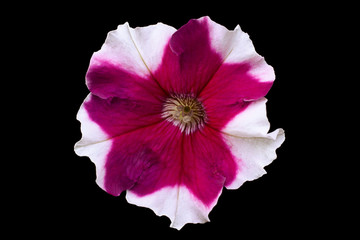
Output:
[162,94,207,134]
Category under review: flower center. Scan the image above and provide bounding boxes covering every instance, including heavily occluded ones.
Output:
[162,94,207,134]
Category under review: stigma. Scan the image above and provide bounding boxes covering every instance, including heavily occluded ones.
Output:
[162,94,207,134]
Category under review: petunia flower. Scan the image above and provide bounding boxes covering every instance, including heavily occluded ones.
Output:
[75,16,285,229]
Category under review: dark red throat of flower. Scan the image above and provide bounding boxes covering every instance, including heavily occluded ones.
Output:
[162,94,207,134]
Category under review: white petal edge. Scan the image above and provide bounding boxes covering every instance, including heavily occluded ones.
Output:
[222,98,285,189]
[74,94,112,190]
[224,129,285,189]
[90,22,176,79]
[224,97,272,137]
[126,185,221,230]
[203,16,275,83]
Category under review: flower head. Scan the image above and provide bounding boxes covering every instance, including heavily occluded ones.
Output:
[75,16,285,229]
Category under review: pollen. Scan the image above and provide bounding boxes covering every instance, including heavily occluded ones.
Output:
[162,94,207,134]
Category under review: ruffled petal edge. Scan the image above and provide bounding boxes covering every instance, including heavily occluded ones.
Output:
[74,94,112,190]
[221,98,285,189]
[126,185,221,230]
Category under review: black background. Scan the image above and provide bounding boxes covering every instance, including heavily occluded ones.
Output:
[15,1,345,238]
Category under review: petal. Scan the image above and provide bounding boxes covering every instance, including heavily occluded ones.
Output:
[197,19,275,131]
[93,22,176,78]
[224,129,285,189]
[82,93,163,139]
[154,17,223,94]
[103,121,237,197]
[154,16,274,97]
[74,94,112,190]
[221,98,285,189]
[126,186,219,230]
[206,20,275,83]
[87,22,176,98]
[222,98,271,137]
[200,63,273,108]
[86,59,165,100]
[101,121,182,196]
[88,115,237,228]
[74,92,165,189]
[128,23,176,72]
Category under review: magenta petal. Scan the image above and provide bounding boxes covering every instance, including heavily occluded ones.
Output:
[102,122,176,196]
[86,60,164,100]
[202,63,273,101]
[84,93,163,139]
[154,17,223,94]
[100,119,237,206]
[200,63,273,130]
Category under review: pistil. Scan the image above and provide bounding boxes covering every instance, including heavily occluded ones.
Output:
[162,94,207,134]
